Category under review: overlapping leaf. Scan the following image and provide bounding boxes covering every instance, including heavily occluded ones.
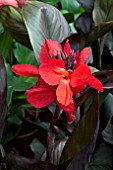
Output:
[0,7,31,49]
[93,0,113,61]
[22,1,71,60]
[60,92,99,167]
[66,21,113,52]
[76,0,94,13]
[86,141,113,170]
[4,152,58,170]
[0,53,7,141]
[93,0,113,25]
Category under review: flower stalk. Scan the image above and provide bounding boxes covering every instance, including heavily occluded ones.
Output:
[47,105,62,162]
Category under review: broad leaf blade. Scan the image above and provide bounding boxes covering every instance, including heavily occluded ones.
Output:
[0,53,7,141]
[4,152,58,170]
[86,141,113,170]
[93,0,113,25]
[0,31,13,60]
[0,7,31,49]
[22,1,71,60]
[92,0,113,61]
[75,12,93,35]
[67,21,113,52]
[60,92,99,165]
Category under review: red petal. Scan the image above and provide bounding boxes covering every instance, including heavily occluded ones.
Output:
[19,0,25,6]
[40,39,62,63]
[46,39,62,57]
[65,112,75,124]
[12,64,39,77]
[64,39,71,56]
[87,76,104,92]
[56,78,73,106]
[57,99,76,123]
[40,40,50,63]
[39,58,66,85]
[72,84,86,94]
[58,98,76,112]
[76,47,91,66]
[0,0,18,7]
[25,82,56,108]
[70,64,92,87]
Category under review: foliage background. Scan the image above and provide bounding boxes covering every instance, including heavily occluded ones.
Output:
[0,0,113,169]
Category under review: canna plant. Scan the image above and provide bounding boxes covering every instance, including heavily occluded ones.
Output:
[0,0,113,170]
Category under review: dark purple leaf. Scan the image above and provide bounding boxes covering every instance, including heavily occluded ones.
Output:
[93,0,113,63]
[94,70,113,89]
[76,0,94,13]
[65,93,99,170]
[58,159,72,170]
[4,152,58,170]
[1,7,32,49]
[67,21,113,52]
[60,92,99,165]
[0,53,7,141]
[75,12,93,35]
[93,0,113,25]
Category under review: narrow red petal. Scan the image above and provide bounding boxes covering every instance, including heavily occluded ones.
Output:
[45,39,62,57]
[87,76,104,92]
[12,64,39,77]
[64,39,71,56]
[39,58,66,85]
[56,78,73,106]
[40,40,50,63]
[70,64,92,87]
[40,39,62,63]
[76,47,91,66]
[25,83,56,108]
[0,0,18,7]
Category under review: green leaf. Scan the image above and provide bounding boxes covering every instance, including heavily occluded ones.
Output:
[30,138,46,160]
[0,7,32,49]
[2,115,22,145]
[102,116,113,145]
[0,31,13,60]
[61,0,80,13]
[22,1,71,60]
[60,92,99,164]
[14,43,37,65]
[7,86,13,106]
[86,141,113,170]
[6,63,34,91]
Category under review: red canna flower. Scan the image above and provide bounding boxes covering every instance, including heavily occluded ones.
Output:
[0,0,25,8]
[0,0,18,8]
[12,39,103,123]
